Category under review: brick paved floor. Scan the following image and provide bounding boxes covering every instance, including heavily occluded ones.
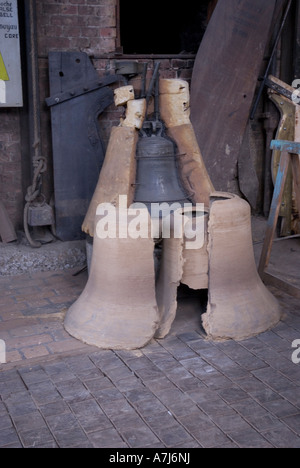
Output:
[0,268,300,448]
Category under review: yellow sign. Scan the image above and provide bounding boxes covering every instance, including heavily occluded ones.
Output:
[0,52,9,81]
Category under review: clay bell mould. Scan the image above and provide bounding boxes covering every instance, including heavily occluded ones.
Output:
[65,207,160,350]
[203,192,282,341]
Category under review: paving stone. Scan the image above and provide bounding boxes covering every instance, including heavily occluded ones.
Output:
[174,377,207,393]
[145,377,176,393]
[120,425,161,448]
[252,367,295,392]
[0,413,13,431]
[39,400,71,418]
[179,410,216,432]
[104,365,135,382]
[132,395,167,416]
[234,376,269,393]
[19,427,55,448]
[112,413,147,431]
[228,428,273,448]
[262,424,300,448]
[1,268,300,449]
[83,377,114,394]
[262,399,299,418]
[250,388,281,404]
[64,355,100,375]
[96,388,125,406]
[28,380,62,405]
[279,387,300,406]
[143,411,178,431]
[155,388,199,418]
[198,398,237,417]
[0,376,27,397]
[54,427,90,448]
[70,399,112,433]
[0,427,21,447]
[12,411,47,432]
[177,331,203,343]
[114,376,146,392]
[201,374,233,391]
[4,391,37,417]
[43,361,76,383]
[55,378,91,403]
[125,356,154,371]
[19,366,50,386]
[153,424,195,448]
[100,397,136,419]
[282,414,300,434]
[186,388,220,405]
[192,426,230,448]
[231,398,269,419]
[135,365,165,381]
[46,413,80,433]
[247,414,284,432]
[217,386,249,404]
[88,428,127,449]
[212,413,255,433]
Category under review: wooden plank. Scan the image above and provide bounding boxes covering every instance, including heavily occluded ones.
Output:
[190,0,277,194]
[263,272,300,299]
[270,140,300,153]
[258,150,290,276]
[269,94,294,235]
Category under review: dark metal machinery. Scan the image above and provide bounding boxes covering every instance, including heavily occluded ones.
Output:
[46,52,123,241]
[134,62,190,213]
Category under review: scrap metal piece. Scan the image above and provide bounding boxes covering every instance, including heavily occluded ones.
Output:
[47,52,122,241]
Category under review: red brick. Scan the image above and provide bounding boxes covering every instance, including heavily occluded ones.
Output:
[100,27,116,38]
[62,25,82,37]
[6,350,23,363]
[47,339,88,354]
[78,5,97,15]
[50,14,79,26]
[60,5,78,15]
[22,345,50,360]
[6,334,53,350]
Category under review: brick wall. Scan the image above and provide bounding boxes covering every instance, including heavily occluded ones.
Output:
[0,109,23,228]
[0,0,195,233]
[36,0,117,57]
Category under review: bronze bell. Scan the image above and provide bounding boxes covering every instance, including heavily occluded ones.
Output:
[134,129,190,213]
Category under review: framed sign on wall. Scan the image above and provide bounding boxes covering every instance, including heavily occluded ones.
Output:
[0,0,23,107]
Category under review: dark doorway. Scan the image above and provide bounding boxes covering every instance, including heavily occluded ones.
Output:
[119,1,212,55]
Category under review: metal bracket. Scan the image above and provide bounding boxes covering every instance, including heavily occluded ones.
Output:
[265,77,295,102]
[46,75,124,107]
